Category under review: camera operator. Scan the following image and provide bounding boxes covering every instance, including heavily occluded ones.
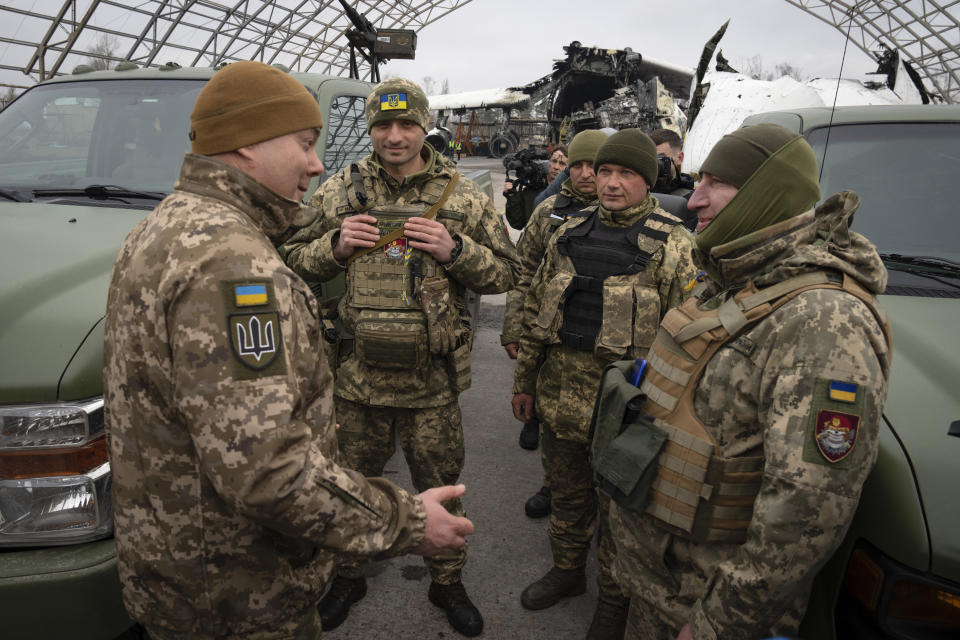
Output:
[503,146,567,230]
[650,128,698,231]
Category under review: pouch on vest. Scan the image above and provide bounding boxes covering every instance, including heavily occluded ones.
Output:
[420,276,457,356]
[531,271,574,344]
[353,309,429,371]
[447,314,474,392]
[590,361,667,514]
[594,275,634,362]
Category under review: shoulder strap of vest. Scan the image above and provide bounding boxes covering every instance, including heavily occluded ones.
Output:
[629,211,682,255]
[553,193,572,209]
[346,172,461,266]
[344,163,369,212]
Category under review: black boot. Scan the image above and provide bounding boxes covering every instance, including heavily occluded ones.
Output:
[428,580,484,637]
[520,566,586,610]
[519,419,539,450]
[317,575,366,631]
[585,599,628,640]
[524,485,551,518]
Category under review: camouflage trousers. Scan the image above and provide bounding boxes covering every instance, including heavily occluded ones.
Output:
[541,422,628,606]
[334,397,466,585]
[145,607,321,640]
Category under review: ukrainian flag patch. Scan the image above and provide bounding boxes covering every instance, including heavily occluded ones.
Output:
[380,92,407,111]
[234,284,269,307]
[828,380,858,404]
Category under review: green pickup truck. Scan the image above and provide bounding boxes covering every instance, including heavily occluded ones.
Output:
[0,66,380,640]
[738,106,960,639]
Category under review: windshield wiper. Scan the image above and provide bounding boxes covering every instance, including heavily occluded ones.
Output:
[33,184,166,203]
[880,253,960,275]
[0,187,29,202]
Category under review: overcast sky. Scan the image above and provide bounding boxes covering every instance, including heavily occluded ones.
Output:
[382,0,882,93]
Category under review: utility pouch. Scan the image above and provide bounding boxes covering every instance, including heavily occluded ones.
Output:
[590,361,666,514]
[353,309,428,371]
[447,318,474,392]
[594,413,668,513]
[531,271,574,343]
[420,276,456,355]
[594,275,634,362]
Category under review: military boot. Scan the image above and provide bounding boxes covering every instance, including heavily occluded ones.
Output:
[585,599,628,640]
[524,485,551,518]
[317,575,366,631]
[520,566,586,610]
[428,580,484,637]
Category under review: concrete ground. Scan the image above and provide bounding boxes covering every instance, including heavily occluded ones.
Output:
[324,156,602,639]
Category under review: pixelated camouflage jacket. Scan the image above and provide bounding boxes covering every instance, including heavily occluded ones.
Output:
[283,146,519,407]
[513,196,697,441]
[103,154,426,637]
[609,191,892,640]
[500,180,597,345]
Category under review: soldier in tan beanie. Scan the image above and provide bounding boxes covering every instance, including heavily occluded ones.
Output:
[104,61,473,640]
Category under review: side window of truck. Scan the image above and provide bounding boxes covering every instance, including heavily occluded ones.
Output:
[322,94,371,179]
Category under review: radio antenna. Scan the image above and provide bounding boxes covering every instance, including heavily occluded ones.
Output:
[821,3,859,183]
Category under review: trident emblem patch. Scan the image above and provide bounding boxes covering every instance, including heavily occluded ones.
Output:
[229,312,280,370]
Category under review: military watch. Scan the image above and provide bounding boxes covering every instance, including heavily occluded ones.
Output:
[444,235,463,266]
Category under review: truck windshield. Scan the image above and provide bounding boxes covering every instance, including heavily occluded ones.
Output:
[0,79,205,195]
[808,121,960,263]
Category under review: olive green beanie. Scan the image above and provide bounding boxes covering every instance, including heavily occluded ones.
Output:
[190,61,323,155]
[593,128,658,188]
[365,77,431,133]
[694,123,821,280]
[566,130,607,166]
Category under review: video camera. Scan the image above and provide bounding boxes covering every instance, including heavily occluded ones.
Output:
[654,154,678,193]
[503,148,551,194]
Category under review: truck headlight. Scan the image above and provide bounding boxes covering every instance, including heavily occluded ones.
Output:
[0,398,112,546]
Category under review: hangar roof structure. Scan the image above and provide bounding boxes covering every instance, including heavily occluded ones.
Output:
[0,1,957,103]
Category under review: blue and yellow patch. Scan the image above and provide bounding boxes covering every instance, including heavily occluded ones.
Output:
[234,284,268,307]
[828,380,858,404]
[380,92,407,111]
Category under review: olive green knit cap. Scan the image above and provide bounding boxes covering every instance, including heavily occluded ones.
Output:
[593,128,658,188]
[567,130,607,166]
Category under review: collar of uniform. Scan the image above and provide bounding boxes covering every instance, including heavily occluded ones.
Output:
[560,179,597,207]
[597,194,657,228]
[176,153,307,243]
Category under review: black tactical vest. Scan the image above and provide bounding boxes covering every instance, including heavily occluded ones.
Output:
[555,208,678,351]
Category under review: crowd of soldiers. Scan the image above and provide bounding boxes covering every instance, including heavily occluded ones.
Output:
[103,63,891,640]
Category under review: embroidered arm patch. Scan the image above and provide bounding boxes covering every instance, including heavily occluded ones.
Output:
[802,377,865,466]
[220,279,287,380]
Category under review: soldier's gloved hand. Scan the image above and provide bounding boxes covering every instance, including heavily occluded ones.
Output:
[332,214,380,261]
[415,484,474,557]
[512,393,535,422]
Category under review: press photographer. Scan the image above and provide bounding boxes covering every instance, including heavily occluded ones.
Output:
[503,146,567,229]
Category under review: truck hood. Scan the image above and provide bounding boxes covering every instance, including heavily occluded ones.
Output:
[880,294,960,581]
[0,202,146,403]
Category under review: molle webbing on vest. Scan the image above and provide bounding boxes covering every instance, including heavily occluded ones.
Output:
[556,209,679,351]
[639,270,888,543]
[350,260,441,309]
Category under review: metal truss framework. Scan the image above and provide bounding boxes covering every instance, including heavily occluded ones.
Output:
[785,0,960,103]
[0,1,957,103]
[0,0,473,84]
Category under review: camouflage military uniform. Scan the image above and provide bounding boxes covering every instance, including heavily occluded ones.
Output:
[513,196,696,604]
[103,154,427,639]
[284,143,518,583]
[500,180,597,347]
[610,192,891,639]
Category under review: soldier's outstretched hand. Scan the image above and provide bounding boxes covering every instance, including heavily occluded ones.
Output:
[404,217,456,263]
[414,484,474,557]
[333,214,380,261]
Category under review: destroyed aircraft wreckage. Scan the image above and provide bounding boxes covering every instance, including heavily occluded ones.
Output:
[428,41,694,157]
